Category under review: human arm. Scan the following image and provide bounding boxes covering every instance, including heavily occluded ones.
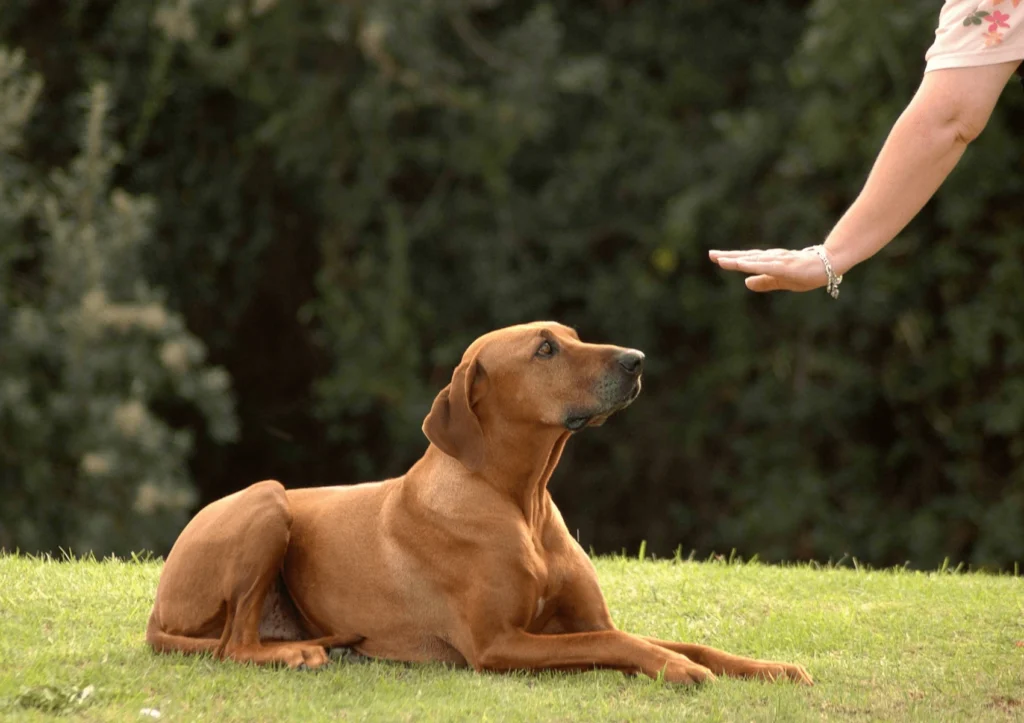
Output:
[708,60,1021,294]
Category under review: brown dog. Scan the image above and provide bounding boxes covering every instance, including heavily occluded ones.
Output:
[147,321,811,685]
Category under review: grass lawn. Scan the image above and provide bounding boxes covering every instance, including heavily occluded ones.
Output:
[0,553,1022,722]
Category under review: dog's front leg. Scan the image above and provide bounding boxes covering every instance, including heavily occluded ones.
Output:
[641,638,812,685]
[470,629,715,684]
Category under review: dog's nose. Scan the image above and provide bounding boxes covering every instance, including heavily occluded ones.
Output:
[617,350,644,376]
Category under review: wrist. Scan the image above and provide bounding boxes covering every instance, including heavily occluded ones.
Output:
[821,241,859,277]
[805,245,843,299]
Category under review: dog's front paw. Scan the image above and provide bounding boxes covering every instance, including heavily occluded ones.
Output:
[750,661,813,686]
[662,660,717,685]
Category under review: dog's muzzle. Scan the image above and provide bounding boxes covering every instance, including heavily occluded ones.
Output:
[564,349,644,431]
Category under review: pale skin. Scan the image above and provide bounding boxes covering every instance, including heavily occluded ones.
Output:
[709,61,1021,293]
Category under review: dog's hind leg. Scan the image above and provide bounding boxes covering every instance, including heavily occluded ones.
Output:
[147,480,342,669]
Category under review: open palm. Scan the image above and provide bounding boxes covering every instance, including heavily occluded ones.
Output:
[708,248,829,293]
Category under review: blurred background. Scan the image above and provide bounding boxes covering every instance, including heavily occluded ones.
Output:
[1,0,1022,569]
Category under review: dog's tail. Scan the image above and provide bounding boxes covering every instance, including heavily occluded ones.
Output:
[145,603,230,658]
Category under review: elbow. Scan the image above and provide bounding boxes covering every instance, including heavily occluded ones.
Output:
[909,64,1010,148]
[933,96,990,146]
[912,105,989,152]
[952,112,988,146]
[902,100,987,151]
[945,86,998,145]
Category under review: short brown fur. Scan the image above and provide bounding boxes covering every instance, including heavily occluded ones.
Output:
[147,322,811,685]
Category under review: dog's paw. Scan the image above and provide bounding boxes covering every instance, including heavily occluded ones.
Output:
[299,644,330,670]
[661,660,717,685]
[281,644,330,670]
[750,661,813,686]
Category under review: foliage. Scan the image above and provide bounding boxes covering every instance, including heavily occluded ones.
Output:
[0,48,237,556]
[0,0,1022,566]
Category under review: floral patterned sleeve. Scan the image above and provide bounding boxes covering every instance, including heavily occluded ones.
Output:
[925,0,1024,71]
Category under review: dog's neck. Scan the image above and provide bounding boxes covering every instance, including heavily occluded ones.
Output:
[415,426,570,528]
[479,424,572,529]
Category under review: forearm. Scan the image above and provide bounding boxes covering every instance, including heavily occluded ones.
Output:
[822,105,967,274]
[707,63,1018,295]
[822,63,1018,275]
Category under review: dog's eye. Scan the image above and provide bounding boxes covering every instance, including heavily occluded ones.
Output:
[535,341,555,358]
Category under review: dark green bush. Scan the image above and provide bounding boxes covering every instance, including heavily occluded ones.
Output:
[2,0,1022,567]
[0,49,237,555]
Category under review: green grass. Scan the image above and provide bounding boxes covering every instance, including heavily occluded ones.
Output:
[1,553,1022,722]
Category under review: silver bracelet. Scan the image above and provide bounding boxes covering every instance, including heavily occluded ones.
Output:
[804,245,843,300]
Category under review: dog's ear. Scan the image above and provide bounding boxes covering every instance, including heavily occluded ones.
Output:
[422,356,488,472]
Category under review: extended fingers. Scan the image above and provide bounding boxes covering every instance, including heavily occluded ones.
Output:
[709,249,796,271]
[710,249,756,260]
[709,248,792,261]
[714,257,786,275]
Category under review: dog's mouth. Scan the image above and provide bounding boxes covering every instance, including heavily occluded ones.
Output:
[563,378,642,432]
[564,414,592,432]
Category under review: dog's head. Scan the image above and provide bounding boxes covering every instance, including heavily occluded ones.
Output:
[422,321,643,472]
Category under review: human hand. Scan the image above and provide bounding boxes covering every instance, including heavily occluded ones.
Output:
[707,247,830,293]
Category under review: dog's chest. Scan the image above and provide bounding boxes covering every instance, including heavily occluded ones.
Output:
[529,555,571,626]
